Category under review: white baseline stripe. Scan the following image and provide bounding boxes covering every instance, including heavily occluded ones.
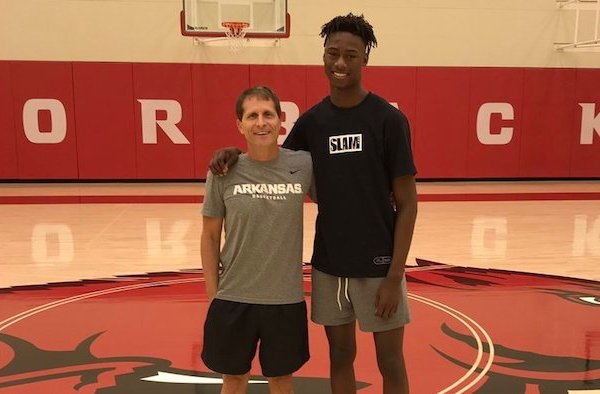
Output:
[0,278,203,331]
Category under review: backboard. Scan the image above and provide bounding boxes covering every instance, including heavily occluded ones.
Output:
[181,0,290,38]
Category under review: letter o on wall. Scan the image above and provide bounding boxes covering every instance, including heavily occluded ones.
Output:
[22,98,67,144]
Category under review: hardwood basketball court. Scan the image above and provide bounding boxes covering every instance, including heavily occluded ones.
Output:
[1,181,599,392]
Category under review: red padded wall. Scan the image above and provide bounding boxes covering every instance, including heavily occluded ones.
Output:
[519,68,577,178]
[73,62,137,179]
[1,61,599,180]
[572,69,600,177]
[0,62,18,179]
[364,66,417,122]
[305,66,329,109]
[11,61,78,179]
[192,64,249,177]
[133,63,195,179]
[414,67,470,178]
[467,68,523,178]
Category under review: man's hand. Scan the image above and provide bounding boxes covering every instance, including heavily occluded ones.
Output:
[374,274,403,320]
[208,147,243,175]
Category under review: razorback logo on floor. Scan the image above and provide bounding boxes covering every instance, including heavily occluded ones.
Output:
[0,332,339,393]
[0,260,598,393]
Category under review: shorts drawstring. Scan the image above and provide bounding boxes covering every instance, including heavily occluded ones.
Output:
[336,277,350,310]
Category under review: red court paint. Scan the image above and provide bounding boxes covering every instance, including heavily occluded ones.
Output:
[1,261,598,393]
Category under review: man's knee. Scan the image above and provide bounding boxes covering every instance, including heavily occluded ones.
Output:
[222,373,250,394]
[329,342,357,366]
[325,324,357,365]
[376,351,405,376]
[223,372,248,378]
[267,374,294,394]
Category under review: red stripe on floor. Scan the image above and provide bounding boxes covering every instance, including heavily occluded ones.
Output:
[0,195,203,204]
[418,192,600,201]
[1,192,599,204]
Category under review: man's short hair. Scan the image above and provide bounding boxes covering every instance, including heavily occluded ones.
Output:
[320,13,378,56]
[235,86,282,120]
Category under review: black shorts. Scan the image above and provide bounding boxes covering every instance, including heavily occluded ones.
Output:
[201,299,309,377]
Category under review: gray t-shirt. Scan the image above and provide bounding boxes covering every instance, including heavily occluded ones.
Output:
[202,148,313,304]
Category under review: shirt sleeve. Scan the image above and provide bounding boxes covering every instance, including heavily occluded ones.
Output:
[282,116,309,151]
[384,110,417,179]
[305,155,317,202]
[202,171,225,218]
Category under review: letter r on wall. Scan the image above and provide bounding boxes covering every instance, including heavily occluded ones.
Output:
[138,99,190,144]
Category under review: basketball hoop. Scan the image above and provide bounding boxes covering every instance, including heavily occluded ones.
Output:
[221,21,250,53]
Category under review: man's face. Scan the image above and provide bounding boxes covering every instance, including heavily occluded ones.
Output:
[323,31,368,90]
[237,96,281,148]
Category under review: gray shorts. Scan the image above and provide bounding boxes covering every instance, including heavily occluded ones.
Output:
[311,268,411,332]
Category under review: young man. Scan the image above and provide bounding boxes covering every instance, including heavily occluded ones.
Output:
[210,14,417,394]
[201,86,313,394]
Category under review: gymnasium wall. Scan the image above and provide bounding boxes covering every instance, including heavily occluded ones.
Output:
[1,1,599,180]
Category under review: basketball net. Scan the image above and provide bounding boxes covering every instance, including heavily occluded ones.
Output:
[222,22,250,53]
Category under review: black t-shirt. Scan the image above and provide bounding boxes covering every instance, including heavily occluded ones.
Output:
[283,92,416,277]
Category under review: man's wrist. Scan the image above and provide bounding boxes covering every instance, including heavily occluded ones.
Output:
[386,270,405,281]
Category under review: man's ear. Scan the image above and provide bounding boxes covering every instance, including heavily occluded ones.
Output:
[236,119,244,135]
[363,52,369,66]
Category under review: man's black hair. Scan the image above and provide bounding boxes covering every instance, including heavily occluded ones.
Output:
[320,13,378,55]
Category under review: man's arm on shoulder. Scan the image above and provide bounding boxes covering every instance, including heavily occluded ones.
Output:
[201,215,224,302]
[208,147,243,176]
[375,175,417,319]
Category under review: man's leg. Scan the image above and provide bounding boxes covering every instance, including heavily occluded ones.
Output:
[259,302,309,394]
[373,326,408,394]
[267,374,294,394]
[222,372,250,394]
[325,322,357,394]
